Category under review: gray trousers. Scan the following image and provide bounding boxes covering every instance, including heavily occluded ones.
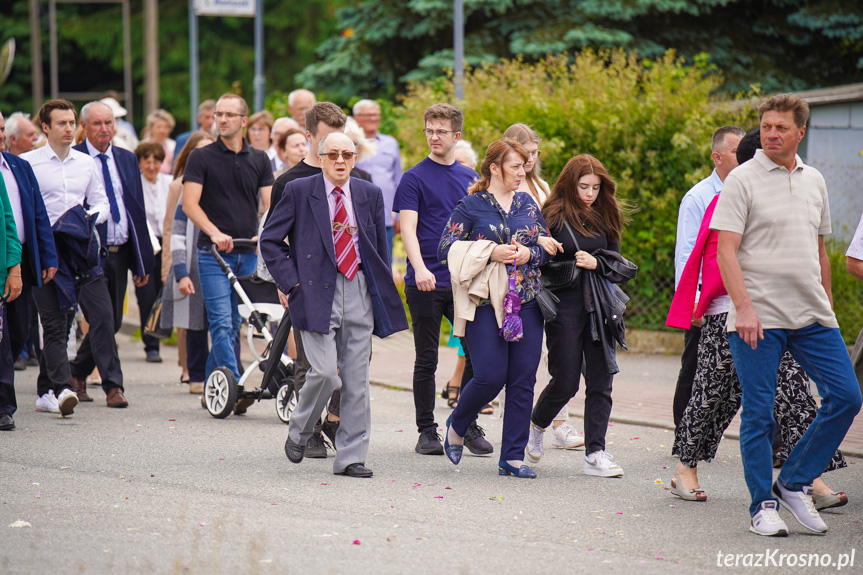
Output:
[289,271,374,473]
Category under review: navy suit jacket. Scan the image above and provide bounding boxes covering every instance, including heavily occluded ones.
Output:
[1,152,58,286]
[73,142,154,277]
[260,173,408,338]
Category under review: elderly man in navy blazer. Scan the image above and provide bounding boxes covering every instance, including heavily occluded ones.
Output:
[68,100,154,406]
[261,132,408,478]
[0,110,59,427]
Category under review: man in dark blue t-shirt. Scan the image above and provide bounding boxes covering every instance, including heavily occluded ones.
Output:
[393,103,492,457]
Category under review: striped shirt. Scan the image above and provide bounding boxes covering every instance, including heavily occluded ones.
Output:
[710,149,837,331]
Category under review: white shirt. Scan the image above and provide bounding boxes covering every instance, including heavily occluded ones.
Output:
[84,139,129,245]
[0,154,25,243]
[324,176,361,263]
[21,144,109,226]
[141,173,171,238]
[267,145,284,171]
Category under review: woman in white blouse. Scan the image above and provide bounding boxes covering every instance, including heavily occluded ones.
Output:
[135,142,171,363]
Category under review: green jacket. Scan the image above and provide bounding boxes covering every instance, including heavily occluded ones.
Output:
[0,174,22,299]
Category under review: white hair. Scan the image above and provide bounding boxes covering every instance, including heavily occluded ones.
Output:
[317,132,355,156]
[5,112,32,138]
[352,99,379,116]
[344,116,377,161]
[80,101,113,124]
[288,89,316,108]
[273,117,299,131]
[455,140,478,168]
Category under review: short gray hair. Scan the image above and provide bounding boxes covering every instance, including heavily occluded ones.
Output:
[288,89,316,108]
[352,99,379,116]
[273,117,299,132]
[80,101,113,124]
[711,125,745,153]
[197,99,216,116]
[317,132,355,156]
[455,140,478,168]
[5,112,31,139]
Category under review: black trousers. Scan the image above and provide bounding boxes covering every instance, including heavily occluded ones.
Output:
[0,302,16,415]
[69,270,125,393]
[186,328,209,383]
[31,282,76,397]
[135,240,162,353]
[405,284,474,433]
[673,324,702,429]
[7,251,35,360]
[532,287,614,454]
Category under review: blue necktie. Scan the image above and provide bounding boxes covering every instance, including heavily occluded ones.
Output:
[97,153,122,223]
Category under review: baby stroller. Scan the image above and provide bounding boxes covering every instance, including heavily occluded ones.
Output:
[202,240,297,422]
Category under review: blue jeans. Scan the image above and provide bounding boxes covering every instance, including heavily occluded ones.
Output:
[728,323,862,516]
[197,249,257,380]
[385,226,394,267]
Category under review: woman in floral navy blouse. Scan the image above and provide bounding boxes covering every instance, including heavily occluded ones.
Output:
[438,138,561,479]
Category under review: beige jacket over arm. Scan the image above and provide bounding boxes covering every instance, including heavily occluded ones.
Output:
[447,240,508,337]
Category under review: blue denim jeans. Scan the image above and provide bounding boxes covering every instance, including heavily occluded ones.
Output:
[728,323,862,516]
[197,249,257,380]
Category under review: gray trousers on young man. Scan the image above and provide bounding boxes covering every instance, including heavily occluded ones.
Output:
[288,271,374,474]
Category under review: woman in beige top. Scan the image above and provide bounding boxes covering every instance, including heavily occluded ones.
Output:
[503,123,551,207]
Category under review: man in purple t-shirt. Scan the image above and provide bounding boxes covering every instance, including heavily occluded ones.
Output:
[393,103,492,457]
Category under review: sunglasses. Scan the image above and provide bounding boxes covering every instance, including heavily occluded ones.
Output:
[321,151,357,160]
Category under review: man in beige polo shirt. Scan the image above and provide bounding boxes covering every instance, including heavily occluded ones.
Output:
[712,93,862,537]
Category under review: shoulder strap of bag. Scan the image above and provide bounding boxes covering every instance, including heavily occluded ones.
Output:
[562,220,581,252]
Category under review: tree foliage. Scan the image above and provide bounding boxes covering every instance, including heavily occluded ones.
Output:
[0,0,348,128]
[299,0,863,101]
[392,50,758,328]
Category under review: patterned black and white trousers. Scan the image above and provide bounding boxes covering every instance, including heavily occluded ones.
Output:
[673,312,846,472]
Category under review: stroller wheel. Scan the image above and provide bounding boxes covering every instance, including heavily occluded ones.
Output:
[276,381,297,424]
[205,367,238,419]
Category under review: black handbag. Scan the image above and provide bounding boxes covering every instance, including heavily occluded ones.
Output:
[535,288,560,322]
[143,288,173,340]
[540,221,582,291]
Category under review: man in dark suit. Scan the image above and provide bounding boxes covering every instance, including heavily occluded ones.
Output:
[0,111,59,362]
[69,100,154,406]
[261,132,408,478]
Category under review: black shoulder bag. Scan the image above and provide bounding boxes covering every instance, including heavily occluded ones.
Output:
[540,221,582,292]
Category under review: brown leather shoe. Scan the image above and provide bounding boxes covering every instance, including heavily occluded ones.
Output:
[70,376,94,402]
[106,387,128,408]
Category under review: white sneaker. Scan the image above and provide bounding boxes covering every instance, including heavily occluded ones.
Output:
[35,391,60,413]
[56,388,78,417]
[551,422,585,449]
[584,450,624,477]
[773,482,828,533]
[750,501,789,536]
[525,423,545,464]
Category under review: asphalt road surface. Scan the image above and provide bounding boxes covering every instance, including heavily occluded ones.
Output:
[2,336,860,574]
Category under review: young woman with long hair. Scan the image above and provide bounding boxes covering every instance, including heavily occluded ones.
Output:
[528,154,631,477]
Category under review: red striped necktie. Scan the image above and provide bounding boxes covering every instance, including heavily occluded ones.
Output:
[332,187,359,280]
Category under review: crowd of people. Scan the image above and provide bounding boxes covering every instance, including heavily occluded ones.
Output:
[0,88,859,536]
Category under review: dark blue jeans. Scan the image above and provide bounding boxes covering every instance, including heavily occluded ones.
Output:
[197,249,256,380]
[453,301,544,461]
[728,323,862,516]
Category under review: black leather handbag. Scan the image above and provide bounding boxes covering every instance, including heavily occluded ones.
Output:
[540,221,581,291]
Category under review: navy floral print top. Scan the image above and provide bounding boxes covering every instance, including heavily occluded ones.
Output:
[438,190,552,304]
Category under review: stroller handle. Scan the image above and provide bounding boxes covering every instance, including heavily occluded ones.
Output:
[209,238,258,273]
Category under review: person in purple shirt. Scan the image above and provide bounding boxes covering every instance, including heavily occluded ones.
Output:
[353,100,403,265]
[393,103,492,457]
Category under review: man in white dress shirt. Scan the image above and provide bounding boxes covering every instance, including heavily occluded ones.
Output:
[21,99,111,416]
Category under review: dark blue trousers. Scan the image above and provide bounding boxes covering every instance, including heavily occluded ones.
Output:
[0,302,15,416]
[452,301,543,461]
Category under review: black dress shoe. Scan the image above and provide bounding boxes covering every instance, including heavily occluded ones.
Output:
[0,414,15,430]
[285,436,305,463]
[336,463,373,478]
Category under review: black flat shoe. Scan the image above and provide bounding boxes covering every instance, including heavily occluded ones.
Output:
[285,437,305,464]
[0,414,14,430]
[336,463,373,478]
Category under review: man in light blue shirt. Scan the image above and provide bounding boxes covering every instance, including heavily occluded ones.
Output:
[353,100,403,265]
[672,125,744,428]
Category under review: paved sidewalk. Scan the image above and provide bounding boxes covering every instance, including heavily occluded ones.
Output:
[370,331,863,457]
